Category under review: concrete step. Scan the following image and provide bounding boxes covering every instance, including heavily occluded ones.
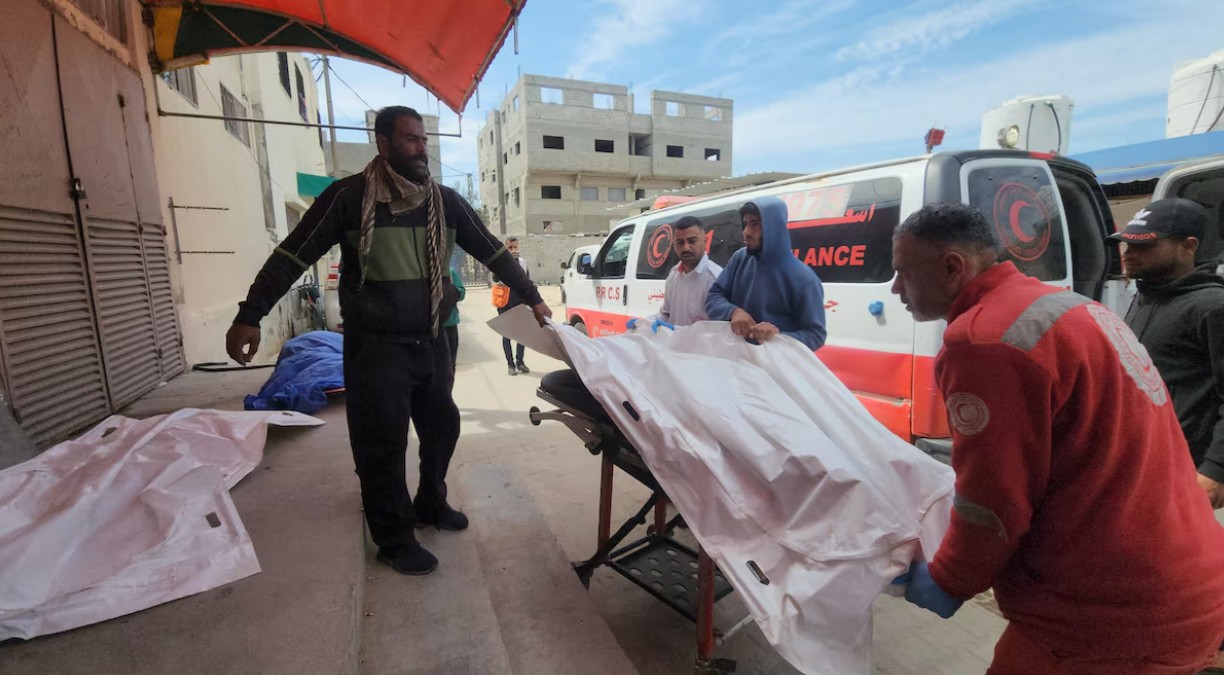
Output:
[358,461,638,675]
[0,375,366,675]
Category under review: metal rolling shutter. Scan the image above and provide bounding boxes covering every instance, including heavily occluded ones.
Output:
[56,15,172,409]
[0,1,110,445]
[0,211,112,446]
[143,222,185,379]
[84,219,161,408]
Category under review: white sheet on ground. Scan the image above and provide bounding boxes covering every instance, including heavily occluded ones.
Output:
[497,308,955,675]
[0,408,323,640]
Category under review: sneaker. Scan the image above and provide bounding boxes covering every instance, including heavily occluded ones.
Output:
[416,500,470,531]
[376,542,438,575]
[516,362,530,374]
[507,364,518,376]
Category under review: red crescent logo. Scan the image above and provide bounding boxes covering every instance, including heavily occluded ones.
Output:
[647,225,672,269]
[1008,201,1037,243]
[992,183,1051,262]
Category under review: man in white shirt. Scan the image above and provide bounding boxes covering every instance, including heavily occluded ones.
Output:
[637,216,723,329]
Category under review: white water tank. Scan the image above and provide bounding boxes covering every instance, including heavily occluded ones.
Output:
[979,95,1074,155]
[1167,49,1224,137]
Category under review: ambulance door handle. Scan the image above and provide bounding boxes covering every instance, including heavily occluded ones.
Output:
[623,284,629,306]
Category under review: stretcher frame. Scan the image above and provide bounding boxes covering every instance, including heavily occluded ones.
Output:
[530,389,754,675]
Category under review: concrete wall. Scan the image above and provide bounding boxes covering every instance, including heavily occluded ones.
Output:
[153,52,327,366]
[648,90,734,179]
[521,173,685,235]
[478,74,733,238]
[518,234,608,285]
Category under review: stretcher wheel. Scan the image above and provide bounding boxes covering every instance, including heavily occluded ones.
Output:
[695,657,737,674]
[528,406,541,426]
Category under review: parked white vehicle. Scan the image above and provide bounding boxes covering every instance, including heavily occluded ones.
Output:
[561,149,1224,458]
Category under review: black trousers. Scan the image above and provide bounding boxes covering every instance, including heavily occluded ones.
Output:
[344,331,459,552]
[496,304,525,365]
[443,325,458,373]
[502,338,525,366]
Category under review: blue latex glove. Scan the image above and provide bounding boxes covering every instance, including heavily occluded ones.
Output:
[891,560,963,619]
[650,318,675,334]
[626,318,639,331]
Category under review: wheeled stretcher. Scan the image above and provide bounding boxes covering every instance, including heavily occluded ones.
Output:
[530,370,756,675]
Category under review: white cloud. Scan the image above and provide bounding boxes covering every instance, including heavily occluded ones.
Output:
[689,72,745,98]
[565,0,694,80]
[834,0,1039,63]
[679,0,860,101]
[735,6,1224,172]
[702,0,857,71]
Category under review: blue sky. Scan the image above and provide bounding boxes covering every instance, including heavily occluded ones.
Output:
[323,0,1224,194]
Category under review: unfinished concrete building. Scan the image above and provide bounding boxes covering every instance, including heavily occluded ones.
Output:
[477,75,733,236]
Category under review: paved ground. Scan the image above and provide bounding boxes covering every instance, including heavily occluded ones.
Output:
[0,283,1009,675]
[439,286,1008,674]
[2,369,368,675]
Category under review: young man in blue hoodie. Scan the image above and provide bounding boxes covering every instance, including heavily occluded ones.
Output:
[705,197,827,350]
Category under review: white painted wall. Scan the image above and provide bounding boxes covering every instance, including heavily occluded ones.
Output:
[248,53,328,239]
[152,52,327,366]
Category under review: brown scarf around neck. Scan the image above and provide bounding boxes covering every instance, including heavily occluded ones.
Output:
[359,155,446,336]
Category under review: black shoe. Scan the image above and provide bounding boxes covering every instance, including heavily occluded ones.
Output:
[376,542,438,575]
[416,500,470,531]
[507,364,518,376]
[516,362,530,374]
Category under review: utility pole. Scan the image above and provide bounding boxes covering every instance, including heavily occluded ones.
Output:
[493,109,508,235]
[319,55,341,325]
[321,56,341,179]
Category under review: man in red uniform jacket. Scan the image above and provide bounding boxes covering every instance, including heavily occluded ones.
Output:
[889,202,1224,674]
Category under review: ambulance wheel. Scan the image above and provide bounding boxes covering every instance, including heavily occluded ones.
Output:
[571,319,588,336]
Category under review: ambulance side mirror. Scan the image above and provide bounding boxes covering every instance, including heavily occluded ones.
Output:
[576,253,594,276]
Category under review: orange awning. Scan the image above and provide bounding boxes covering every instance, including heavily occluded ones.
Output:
[145,0,526,113]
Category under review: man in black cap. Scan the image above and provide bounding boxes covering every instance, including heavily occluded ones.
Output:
[1112,197,1224,508]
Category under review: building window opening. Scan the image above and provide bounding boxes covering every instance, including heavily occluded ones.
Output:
[220,85,251,147]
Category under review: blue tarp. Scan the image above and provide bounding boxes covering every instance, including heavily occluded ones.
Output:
[244,331,344,415]
[1071,130,1224,185]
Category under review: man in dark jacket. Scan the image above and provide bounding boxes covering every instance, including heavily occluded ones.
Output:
[226,106,551,576]
[705,198,827,350]
[1113,198,1224,508]
[493,236,531,376]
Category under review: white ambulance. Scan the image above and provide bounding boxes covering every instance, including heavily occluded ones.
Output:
[560,149,1223,458]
